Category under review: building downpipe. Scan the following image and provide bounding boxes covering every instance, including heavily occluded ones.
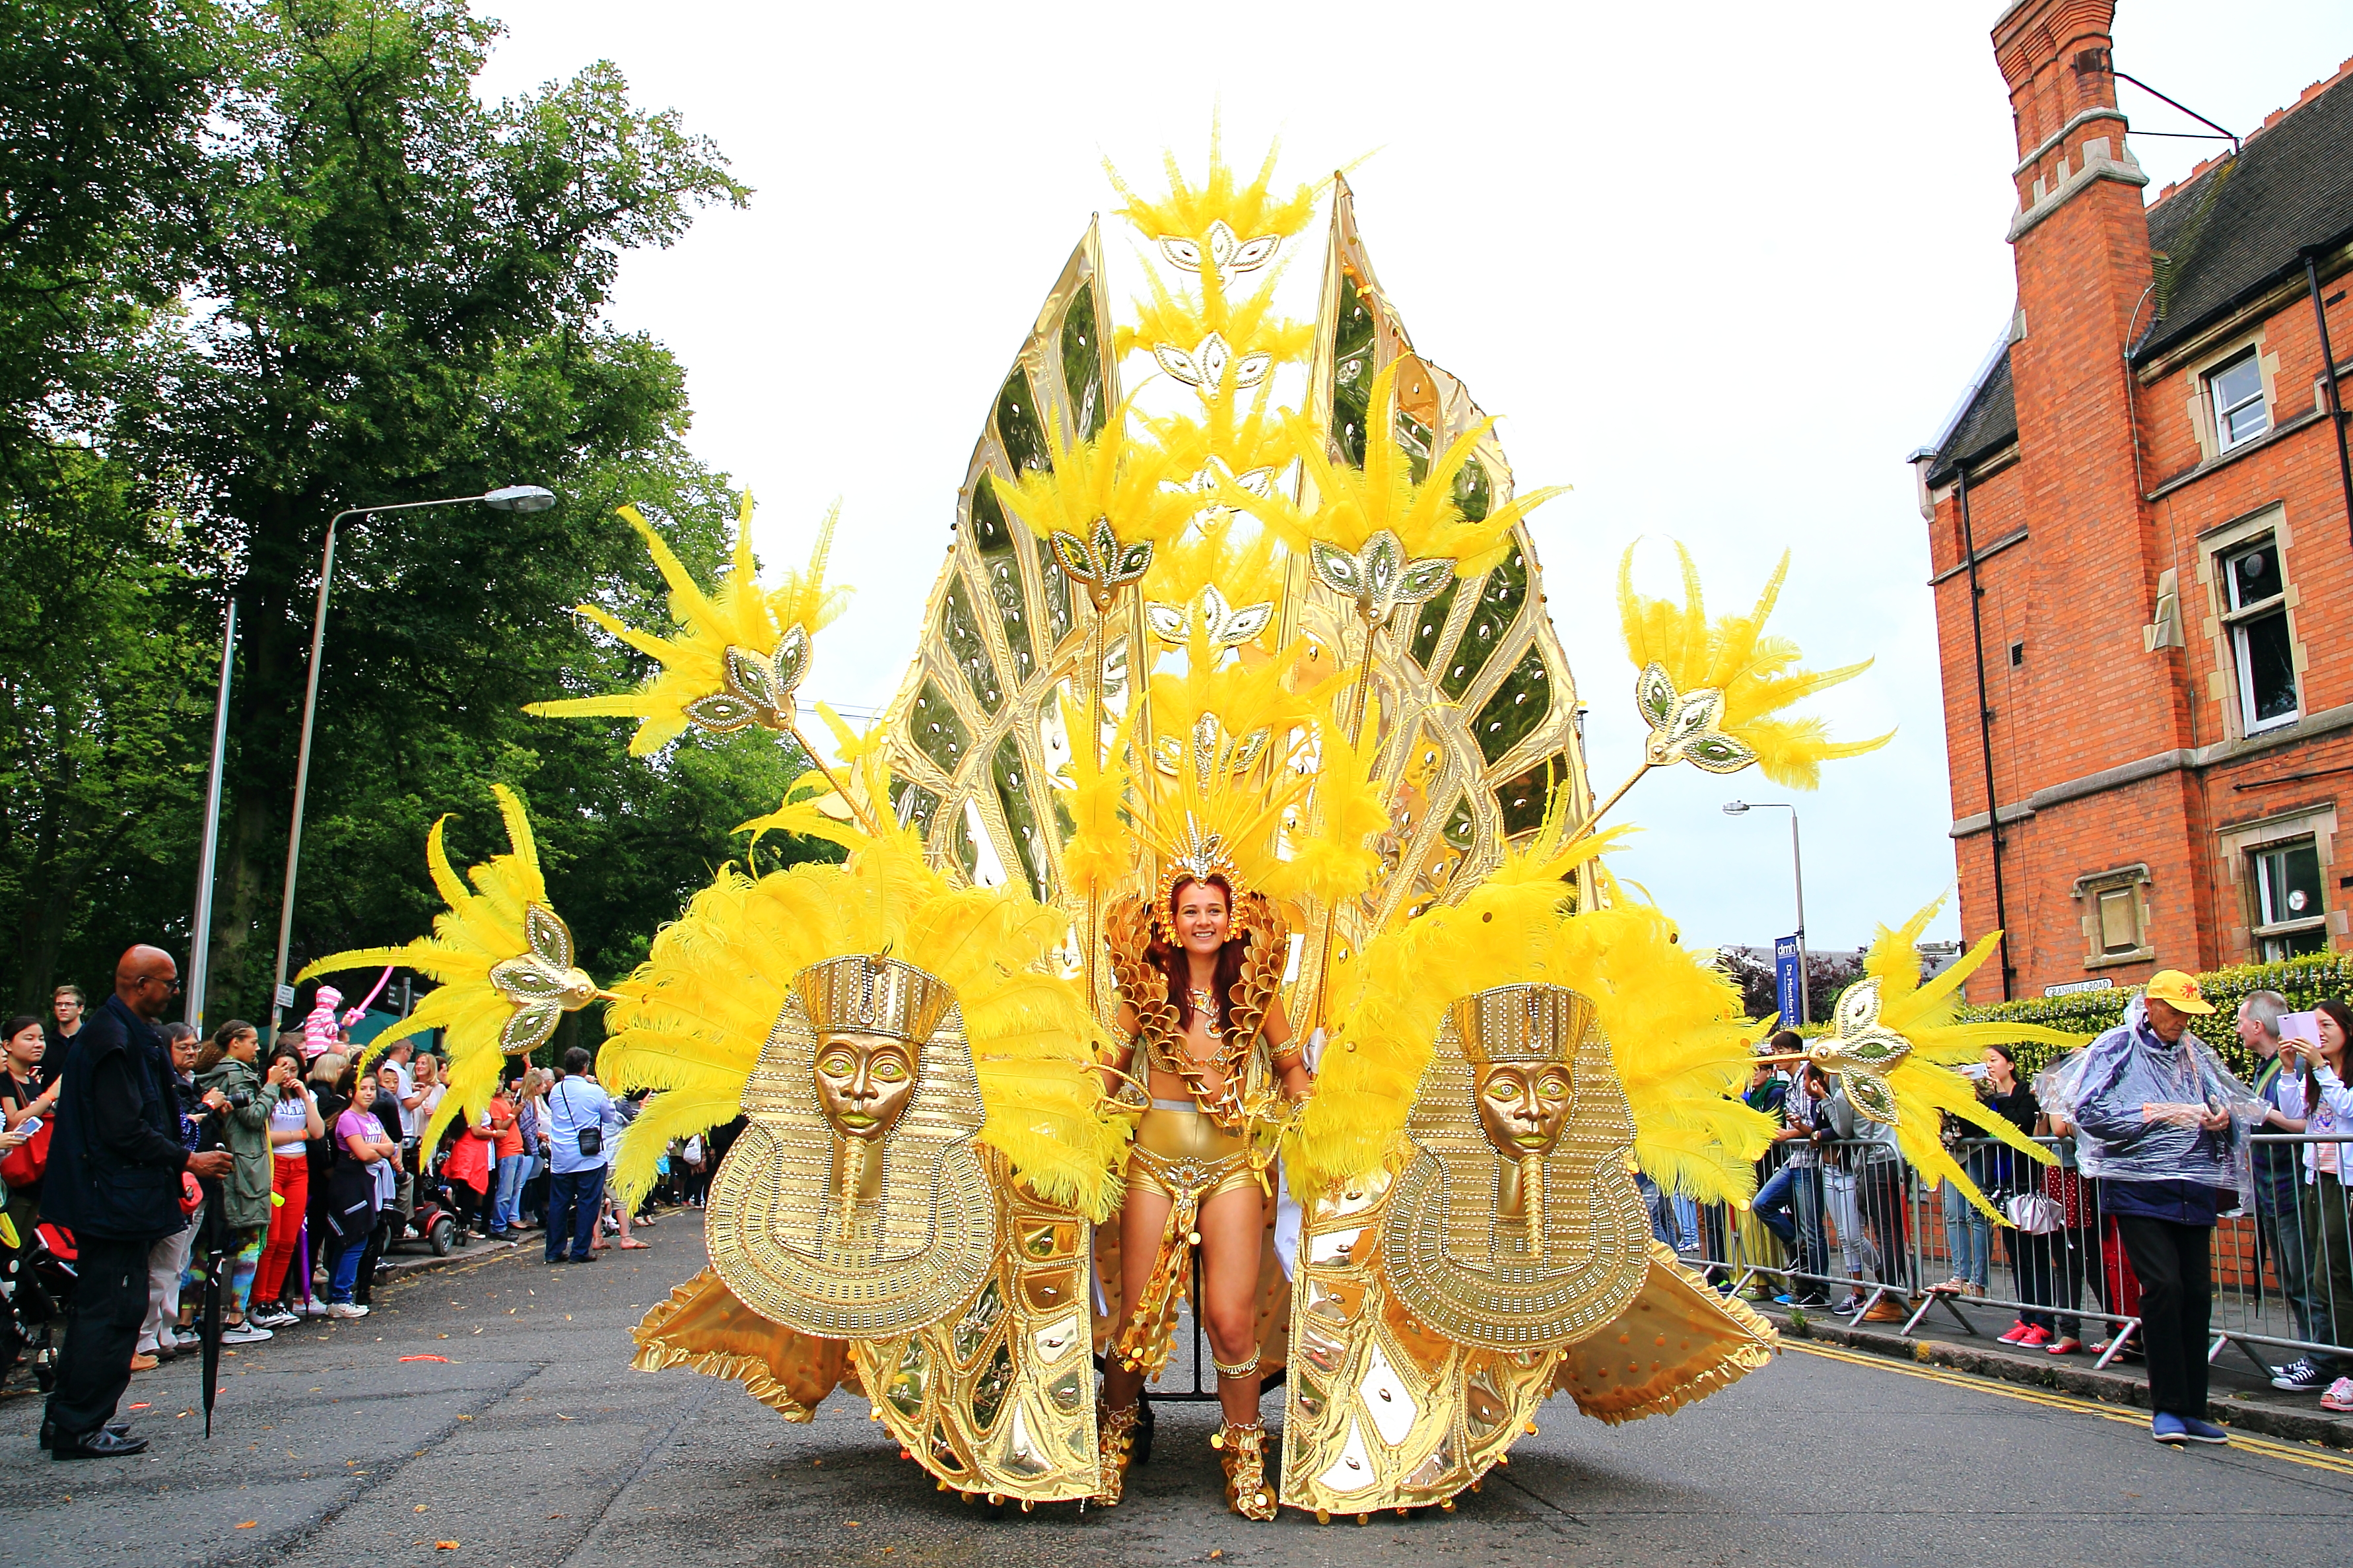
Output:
[1956,465,2016,1000]
[2306,248,2353,551]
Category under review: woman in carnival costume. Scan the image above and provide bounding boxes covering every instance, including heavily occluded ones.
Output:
[302,135,2081,1522]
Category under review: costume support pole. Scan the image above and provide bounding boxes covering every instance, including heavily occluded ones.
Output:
[188,598,236,1028]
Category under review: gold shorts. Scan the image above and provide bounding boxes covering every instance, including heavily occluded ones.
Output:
[1126,1107,1255,1204]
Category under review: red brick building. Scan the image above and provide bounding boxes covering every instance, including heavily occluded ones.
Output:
[1915,0,2353,1003]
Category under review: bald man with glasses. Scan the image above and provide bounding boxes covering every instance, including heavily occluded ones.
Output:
[40,946,232,1460]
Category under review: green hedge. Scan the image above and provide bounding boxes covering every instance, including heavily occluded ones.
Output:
[1950,951,2353,1079]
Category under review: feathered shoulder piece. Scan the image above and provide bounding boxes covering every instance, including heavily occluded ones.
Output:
[597,766,1127,1217]
[301,785,598,1150]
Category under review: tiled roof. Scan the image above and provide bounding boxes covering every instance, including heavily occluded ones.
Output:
[1926,346,2016,487]
[2137,65,2353,364]
[1923,63,2353,487]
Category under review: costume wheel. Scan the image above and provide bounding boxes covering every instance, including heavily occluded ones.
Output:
[428,1216,455,1256]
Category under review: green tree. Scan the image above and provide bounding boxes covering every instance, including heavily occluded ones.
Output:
[137,0,752,1022]
[5,2,840,1028]
[0,1,223,1006]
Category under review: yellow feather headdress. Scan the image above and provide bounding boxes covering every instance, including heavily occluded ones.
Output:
[597,766,1126,1215]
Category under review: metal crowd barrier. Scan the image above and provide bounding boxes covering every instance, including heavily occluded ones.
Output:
[1668,1133,2353,1379]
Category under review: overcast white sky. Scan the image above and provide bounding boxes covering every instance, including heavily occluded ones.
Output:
[472,0,2346,955]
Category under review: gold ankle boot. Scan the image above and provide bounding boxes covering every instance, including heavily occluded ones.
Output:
[1211,1420,1276,1519]
[1095,1402,1141,1505]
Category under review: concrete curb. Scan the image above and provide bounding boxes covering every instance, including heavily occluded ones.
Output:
[1755,1303,2353,1450]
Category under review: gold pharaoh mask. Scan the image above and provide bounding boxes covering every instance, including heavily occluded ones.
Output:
[1377,982,1650,1350]
[704,955,995,1340]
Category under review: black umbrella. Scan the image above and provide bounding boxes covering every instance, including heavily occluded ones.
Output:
[197,1159,229,1437]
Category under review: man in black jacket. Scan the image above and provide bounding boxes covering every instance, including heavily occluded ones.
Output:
[40,946,232,1460]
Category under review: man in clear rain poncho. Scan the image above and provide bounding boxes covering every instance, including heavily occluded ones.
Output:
[2043,971,2264,1447]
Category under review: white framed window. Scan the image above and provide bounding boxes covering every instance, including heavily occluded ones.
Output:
[2209,351,2269,450]
[2251,836,2328,962]
[2220,534,2298,732]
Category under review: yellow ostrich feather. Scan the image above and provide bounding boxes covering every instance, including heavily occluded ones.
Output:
[1138,510,1289,631]
[597,770,1125,1214]
[526,494,851,755]
[300,784,594,1153]
[1149,389,1307,526]
[1824,897,2082,1219]
[1241,360,1567,577]
[1258,694,1388,912]
[1615,541,1890,790]
[1105,130,1322,255]
[1542,900,1777,1206]
[991,406,1199,607]
[1117,263,1314,381]
[1054,695,1135,899]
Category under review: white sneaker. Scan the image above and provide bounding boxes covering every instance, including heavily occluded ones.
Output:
[2323,1377,2353,1414]
[327,1302,369,1320]
[220,1321,273,1344]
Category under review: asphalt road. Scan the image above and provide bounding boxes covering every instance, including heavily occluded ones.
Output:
[4,1215,2346,1568]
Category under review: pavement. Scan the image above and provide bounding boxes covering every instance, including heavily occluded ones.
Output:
[4,1213,2348,1568]
[1751,1287,2353,1450]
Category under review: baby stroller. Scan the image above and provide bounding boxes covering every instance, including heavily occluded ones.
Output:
[0,1221,79,1391]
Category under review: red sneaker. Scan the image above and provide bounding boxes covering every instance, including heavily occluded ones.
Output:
[1996,1321,2032,1345]
[2017,1326,2052,1349]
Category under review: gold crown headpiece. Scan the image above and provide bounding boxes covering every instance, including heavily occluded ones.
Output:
[1152,811,1245,918]
[1450,983,1596,1068]
[792,954,955,1045]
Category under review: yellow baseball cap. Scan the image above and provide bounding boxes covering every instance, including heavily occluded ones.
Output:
[2145,969,2214,1015]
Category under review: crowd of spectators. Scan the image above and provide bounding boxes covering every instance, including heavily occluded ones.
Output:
[1717,972,2353,1441]
[7,948,730,1460]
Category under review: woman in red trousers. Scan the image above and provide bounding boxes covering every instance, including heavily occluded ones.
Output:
[250,1045,324,1328]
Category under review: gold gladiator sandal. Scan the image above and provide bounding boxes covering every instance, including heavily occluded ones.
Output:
[1095,1402,1142,1505]
[1211,1420,1276,1520]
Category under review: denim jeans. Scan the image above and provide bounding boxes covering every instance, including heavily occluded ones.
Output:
[547,1165,607,1262]
[328,1233,367,1303]
[1944,1180,1992,1287]
[1755,1161,1828,1289]
[493,1153,528,1231]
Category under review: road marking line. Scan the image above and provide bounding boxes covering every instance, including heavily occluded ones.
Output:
[1783,1340,2353,1477]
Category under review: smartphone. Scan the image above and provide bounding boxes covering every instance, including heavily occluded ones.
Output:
[15,1115,40,1137]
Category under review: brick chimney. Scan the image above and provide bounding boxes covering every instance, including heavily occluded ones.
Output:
[1989,1,2183,772]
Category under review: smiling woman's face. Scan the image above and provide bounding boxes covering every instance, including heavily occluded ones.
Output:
[1171,879,1231,959]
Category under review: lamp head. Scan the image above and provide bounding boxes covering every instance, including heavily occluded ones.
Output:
[1722,800,1750,815]
[483,485,557,514]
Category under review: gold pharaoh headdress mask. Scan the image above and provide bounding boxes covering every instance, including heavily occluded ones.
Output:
[792,955,955,1046]
[1452,984,1594,1069]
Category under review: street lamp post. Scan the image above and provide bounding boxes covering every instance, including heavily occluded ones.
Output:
[1724,799,1808,1025]
[263,485,556,1042]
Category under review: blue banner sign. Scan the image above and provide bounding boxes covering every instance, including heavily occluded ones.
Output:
[1774,934,1803,1025]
